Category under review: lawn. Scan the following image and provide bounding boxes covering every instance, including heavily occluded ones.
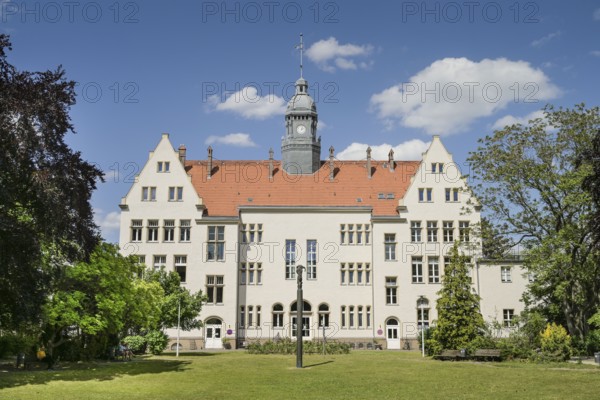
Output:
[1,351,598,400]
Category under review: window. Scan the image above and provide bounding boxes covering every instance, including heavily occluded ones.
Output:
[428,256,440,283]
[358,306,364,328]
[206,275,224,304]
[147,220,159,242]
[164,220,175,242]
[357,263,363,284]
[419,188,433,202]
[432,162,444,173]
[241,223,263,243]
[157,161,170,172]
[341,306,347,328]
[207,226,225,261]
[256,306,261,326]
[445,188,459,202]
[240,263,262,285]
[168,186,183,201]
[153,255,166,270]
[248,306,254,326]
[340,263,346,284]
[340,224,370,245]
[384,234,396,261]
[136,255,146,266]
[417,298,430,329]
[341,263,371,286]
[411,221,422,242]
[412,256,424,283]
[239,306,245,328]
[501,266,512,283]
[174,255,187,283]
[307,240,317,280]
[348,263,355,284]
[459,221,470,242]
[318,304,329,327]
[180,220,191,242]
[142,186,156,201]
[386,277,398,305]
[365,263,371,284]
[285,239,296,279]
[427,221,438,242]
[272,304,284,328]
[443,221,454,242]
[131,220,143,242]
[349,306,355,328]
[366,306,372,328]
[503,309,515,327]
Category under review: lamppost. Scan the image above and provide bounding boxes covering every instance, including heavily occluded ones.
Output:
[418,295,426,358]
[296,264,305,369]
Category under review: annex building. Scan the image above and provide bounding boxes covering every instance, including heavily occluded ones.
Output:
[118,74,528,350]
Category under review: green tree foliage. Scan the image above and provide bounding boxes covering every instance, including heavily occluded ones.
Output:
[43,243,163,356]
[430,243,485,352]
[467,104,600,340]
[144,268,206,330]
[0,34,103,329]
[479,217,513,260]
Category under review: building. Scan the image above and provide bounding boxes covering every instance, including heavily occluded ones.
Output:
[118,74,528,350]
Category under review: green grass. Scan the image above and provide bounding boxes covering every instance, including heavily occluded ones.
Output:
[1,351,598,399]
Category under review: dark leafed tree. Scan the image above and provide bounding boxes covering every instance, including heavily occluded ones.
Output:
[0,34,103,329]
[467,104,600,340]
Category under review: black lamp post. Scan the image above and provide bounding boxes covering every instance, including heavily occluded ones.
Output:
[296,264,305,368]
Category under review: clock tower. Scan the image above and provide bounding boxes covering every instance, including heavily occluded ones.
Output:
[281,77,321,175]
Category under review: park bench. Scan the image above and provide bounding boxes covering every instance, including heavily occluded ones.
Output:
[472,349,502,361]
[434,349,467,361]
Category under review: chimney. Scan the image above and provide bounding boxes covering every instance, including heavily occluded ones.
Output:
[329,146,335,181]
[366,146,372,179]
[388,149,395,172]
[269,148,274,181]
[207,146,213,180]
[178,145,187,165]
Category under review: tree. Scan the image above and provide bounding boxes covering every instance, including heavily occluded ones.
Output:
[467,104,600,340]
[144,268,206,331]
[43,243,163,358]
[479,217,513,260]
[431,242,485,351]
[0,34,103,329]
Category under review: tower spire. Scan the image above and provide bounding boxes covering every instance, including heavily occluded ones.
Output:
[298,33,303,78]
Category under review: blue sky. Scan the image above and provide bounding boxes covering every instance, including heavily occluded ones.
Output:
[2,0,599,243]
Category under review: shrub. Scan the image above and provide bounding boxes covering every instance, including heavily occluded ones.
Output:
[246,339,350,355]
[539,323,572,362]
[145,330,169,355]
[0,333,37,358]
[124,335,146,354]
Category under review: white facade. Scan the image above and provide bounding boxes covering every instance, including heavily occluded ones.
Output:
[118,134,528,350]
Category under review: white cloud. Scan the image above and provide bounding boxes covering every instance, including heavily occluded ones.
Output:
[337,139,430,161]
[210,86,286,120]
[491,110,545,130]
[205,133,258,147]
[317,120,327,131]
[94,209,121,241]
[531,31,562,47]
[594,8,600,20]
[305,37,374,72]
[370,57,560,135]
[589,50,600,57]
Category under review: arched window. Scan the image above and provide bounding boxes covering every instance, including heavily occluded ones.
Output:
[318,303,329,327]
[272,303,284,328]
[417,297,430,329]
[290,301,312,312]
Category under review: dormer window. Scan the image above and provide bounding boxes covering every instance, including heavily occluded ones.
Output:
[157,161,170,173]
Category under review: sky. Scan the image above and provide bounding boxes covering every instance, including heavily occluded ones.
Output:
[2,0,599,243]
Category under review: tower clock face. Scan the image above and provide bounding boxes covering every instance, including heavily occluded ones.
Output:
[296,124,306,134]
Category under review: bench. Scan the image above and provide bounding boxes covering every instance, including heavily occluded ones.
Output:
[434,349,467,361]
[16,353,52,370]
[472,349,502,361]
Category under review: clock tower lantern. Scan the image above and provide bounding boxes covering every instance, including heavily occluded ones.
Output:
[281,77,321,175]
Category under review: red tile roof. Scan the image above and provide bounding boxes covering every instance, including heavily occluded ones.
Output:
[185,160,420,217]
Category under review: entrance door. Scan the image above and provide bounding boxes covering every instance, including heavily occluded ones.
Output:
[205,319,223,349]
[291,316,311,339]
[386,318,400,349]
